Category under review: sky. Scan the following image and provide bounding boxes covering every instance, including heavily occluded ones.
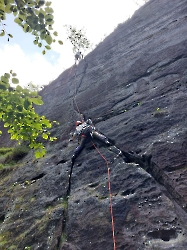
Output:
[0,0,147,88]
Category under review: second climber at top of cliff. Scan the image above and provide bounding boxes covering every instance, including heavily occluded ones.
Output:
[69,115,111,165]
[75,50,83,64]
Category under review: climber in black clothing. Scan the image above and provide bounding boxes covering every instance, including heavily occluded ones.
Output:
[69,117,111,165]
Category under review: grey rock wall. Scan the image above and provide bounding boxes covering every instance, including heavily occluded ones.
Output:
[1,0,187,249]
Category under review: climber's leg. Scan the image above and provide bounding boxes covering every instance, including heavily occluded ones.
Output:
[92,131,111,145]
[72,136,91,164]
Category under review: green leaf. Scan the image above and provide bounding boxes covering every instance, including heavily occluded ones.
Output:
[45,7,53,14]
[4,73,10,79]
[42,120,52,128]
[38,42,42,47]
[34,24,42,31]
[8,33,13,38]
[7,128,13,134]
[13,10,17,16]
[23,23,29,32]
[24,99,31,109]
[39,12,44,19]
[7,0,14,4]
[16,85,23,92]
[45,34,52,45]
[45,1,52,7]
[14,17,22,24]
[12,73,17,77]
[0,3,5,11]
[31,98,44,105]
[0,130,2,135]
[12,5,17,11]
[58,40,63,45]
[38,1,45,7]
[53,31,58,36]
[0,83,7,90]
[5,4,12,14]
[1,75,8,83]
[28,26,32,33]
[33,40,38,45]
[12,78,19,84]
[40,32,46,40]
[11,134,18,140]
[4,122,9,128]
[46,18,52,23]
[0,30,5,36]
[23,23,28,33]
[45,45,51,50]
[42,50,46,55]
[27,2,35,7]
[35,148,46,158]
[42,133,48,139]
[17,105,23,112]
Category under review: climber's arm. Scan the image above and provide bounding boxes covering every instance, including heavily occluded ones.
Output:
[69,131,77,141]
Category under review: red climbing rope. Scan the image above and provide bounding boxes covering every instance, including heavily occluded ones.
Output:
[69,58,117,249]
[92,141,117,250]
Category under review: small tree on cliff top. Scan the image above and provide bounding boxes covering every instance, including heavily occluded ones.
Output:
[0,0,62,158]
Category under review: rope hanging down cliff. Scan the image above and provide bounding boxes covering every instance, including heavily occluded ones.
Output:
[67,52,122,250]
[64,26,125,249]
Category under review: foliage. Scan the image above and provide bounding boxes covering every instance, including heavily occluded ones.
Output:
[65,25,91,53]
[0,146,12,155]
[0,1,61,159]
[9,145,29,160]
[0,71,58,158]
[0,145,29,165]
[0,0,63,53]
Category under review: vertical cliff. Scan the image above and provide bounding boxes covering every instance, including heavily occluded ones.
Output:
[1,0,187,249]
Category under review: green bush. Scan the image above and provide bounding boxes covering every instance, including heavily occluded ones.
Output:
[0,147,13,155]
[0,145,29,165]
[11,145,30,161]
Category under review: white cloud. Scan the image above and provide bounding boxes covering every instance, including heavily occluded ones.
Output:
[0,44,64,87]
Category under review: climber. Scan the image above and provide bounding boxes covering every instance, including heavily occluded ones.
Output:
[75,51,83,64]
[69,116,111,165]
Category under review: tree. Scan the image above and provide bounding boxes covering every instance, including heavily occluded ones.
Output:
[0,0,61,158]
[65,25,91,53]
[0,0,63,54]
[0,71,58,158]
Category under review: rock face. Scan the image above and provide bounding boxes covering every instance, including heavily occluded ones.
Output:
[1,0,187,249]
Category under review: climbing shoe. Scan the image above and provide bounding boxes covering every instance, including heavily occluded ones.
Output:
[71,155,76,165]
